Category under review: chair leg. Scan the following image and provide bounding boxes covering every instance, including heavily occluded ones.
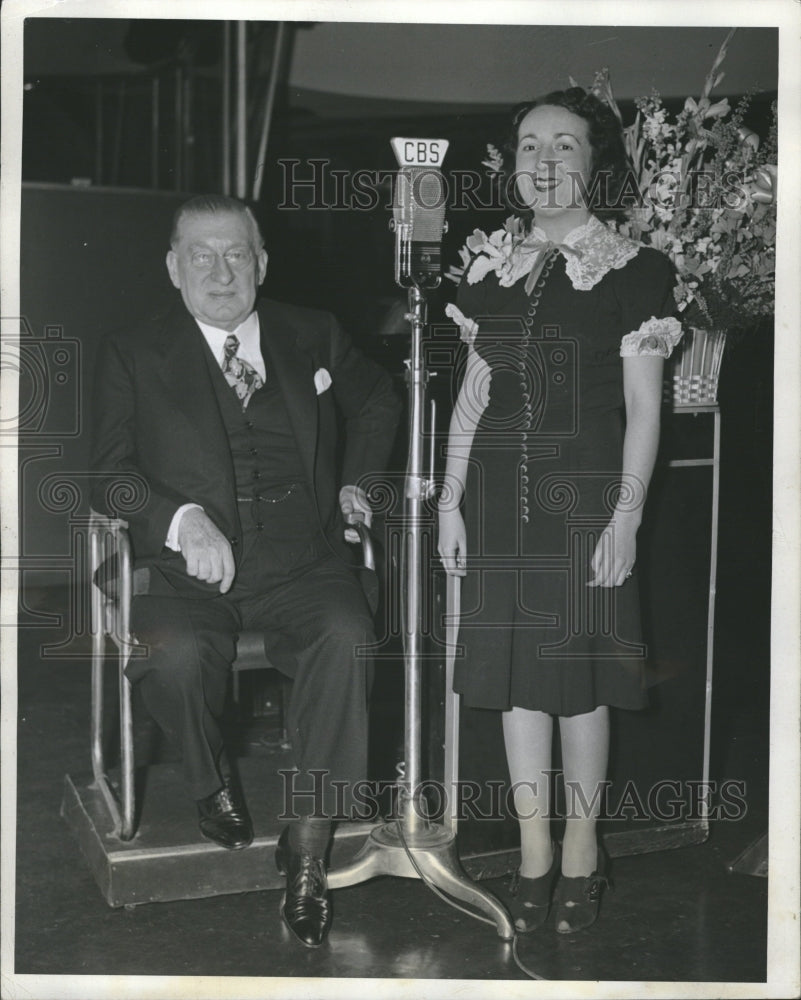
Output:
[88,516,138,840]
[118,664,136,840]
[116,521,137,840]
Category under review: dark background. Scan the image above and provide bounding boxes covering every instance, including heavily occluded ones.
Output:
[16,16,775,864]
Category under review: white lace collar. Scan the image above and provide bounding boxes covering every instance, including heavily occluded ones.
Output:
[465,215,641,293]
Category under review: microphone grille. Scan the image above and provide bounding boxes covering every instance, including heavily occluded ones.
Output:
[394,165,447,239]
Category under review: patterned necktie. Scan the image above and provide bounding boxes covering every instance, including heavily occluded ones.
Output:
[221,334,264,409]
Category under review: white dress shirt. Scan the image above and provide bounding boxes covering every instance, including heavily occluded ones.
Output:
[165,312,266,550]
[194,311,267,381]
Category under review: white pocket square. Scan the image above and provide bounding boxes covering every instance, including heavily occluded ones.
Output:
[314,367,332,394]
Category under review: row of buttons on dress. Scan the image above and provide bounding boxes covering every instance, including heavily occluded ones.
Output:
[519,250,558,526]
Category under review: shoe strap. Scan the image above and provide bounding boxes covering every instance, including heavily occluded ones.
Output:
[585,873,609,901]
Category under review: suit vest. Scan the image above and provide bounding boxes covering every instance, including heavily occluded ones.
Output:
[203,344,329,576]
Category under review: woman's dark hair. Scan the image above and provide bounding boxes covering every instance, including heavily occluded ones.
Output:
[500,86,636,225]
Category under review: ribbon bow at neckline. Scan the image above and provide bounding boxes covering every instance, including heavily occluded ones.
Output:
[514,235,585,295]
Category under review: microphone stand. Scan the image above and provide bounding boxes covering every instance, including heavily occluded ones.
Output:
[327,282,514,940]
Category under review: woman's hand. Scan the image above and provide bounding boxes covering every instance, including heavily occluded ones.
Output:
[438,507,467,577]
[587,516,637,588]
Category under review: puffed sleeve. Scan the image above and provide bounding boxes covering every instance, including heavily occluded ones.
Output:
[616,247,683,358]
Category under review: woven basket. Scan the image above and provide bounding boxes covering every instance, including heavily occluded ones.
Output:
[670,327,727,408]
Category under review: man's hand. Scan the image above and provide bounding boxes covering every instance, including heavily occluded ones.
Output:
[339,485,372,544]
[176,507,235,593]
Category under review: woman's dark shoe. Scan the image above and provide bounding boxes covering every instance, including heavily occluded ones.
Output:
[275,826,331,948]
[508,842,561,933]
[553,844,610,934]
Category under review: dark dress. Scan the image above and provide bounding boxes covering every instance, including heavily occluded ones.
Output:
[453,234,678,716]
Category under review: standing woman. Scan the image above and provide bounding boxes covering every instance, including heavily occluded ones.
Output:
[438,88,682,934]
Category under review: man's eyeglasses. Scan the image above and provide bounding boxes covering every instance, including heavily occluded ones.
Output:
[189,248,254,271]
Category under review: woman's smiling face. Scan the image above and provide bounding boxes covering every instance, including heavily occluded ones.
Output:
[514,104,594,219]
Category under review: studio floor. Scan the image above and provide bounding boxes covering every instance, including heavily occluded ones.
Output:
[9,584,773,993]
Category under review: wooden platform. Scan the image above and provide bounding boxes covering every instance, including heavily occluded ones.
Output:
[62,750,710,910]
[727,831,769,878]
[61,752,377,908]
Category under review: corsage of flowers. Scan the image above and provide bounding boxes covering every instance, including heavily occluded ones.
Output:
[448,29,777,337]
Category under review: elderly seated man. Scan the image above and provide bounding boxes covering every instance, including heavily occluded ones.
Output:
[90,194,401,947]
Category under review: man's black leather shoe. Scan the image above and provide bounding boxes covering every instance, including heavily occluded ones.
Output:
[197,783,253,850]
[275,826,331,948]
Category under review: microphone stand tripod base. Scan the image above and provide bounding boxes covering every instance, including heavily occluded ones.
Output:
[327,821,515,940]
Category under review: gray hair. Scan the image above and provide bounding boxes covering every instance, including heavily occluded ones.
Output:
[169,194,264,250]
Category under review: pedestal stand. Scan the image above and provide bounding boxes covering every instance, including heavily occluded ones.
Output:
[327,285,514,939]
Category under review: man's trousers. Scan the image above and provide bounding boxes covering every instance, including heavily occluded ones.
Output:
[127,539,375,819]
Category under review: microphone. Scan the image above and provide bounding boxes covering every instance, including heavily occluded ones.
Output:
[390,137,449,289]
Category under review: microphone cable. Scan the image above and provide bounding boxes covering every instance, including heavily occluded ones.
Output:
[390,766,548,981]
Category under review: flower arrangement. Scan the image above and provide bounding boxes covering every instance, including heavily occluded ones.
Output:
[589,28,777,335]
[450,30,778,339]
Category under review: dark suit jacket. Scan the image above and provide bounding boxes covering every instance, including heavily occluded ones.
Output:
[90,297,401,589]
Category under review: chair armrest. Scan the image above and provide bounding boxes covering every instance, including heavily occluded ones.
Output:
[351,519,375,572]
[89,509,132,601]
[89,509,129,534]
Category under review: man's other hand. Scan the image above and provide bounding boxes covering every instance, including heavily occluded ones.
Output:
[339,485,372,544]
[177,508,235,593]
